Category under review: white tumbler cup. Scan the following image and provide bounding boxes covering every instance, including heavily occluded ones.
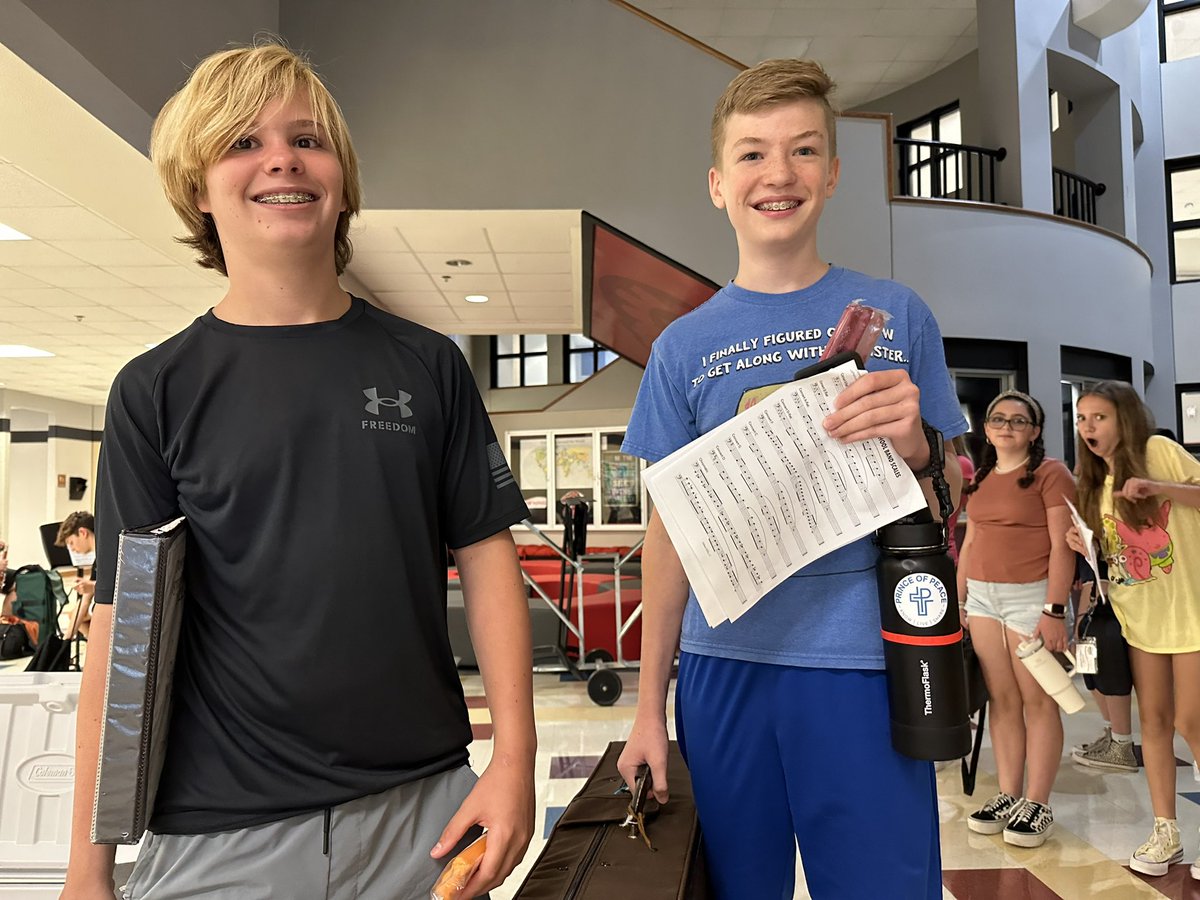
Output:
[1016,636,1085,714]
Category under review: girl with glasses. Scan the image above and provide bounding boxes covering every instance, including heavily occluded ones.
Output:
[957,391,1076,847]
[1067,381,1200,880]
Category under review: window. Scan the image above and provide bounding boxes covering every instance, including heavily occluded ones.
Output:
[506,428,645,529]
[563,335,619,383]
[1163,1,1200,62]
[897,102,962,198]
[491,334,548,388]
[1048,90,1072,132]
[1167,158,1200,283]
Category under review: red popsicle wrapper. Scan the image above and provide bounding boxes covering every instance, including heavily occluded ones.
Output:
[820,300,891,362]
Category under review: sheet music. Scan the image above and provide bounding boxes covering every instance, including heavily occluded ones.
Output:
[1065,498,1107,601]
[645,361,928,626]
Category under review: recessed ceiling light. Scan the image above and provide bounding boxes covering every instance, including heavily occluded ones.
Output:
[0,223,32,241]
[465,294,489,304]
[0,344,54,358]
[445,258,473,267]
[145,342,159,349]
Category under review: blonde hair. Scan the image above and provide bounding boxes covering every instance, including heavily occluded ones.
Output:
[711,58,839,166]
[150,40,362,276]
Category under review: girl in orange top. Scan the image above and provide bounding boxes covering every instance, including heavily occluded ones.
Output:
[957,391,1075,848]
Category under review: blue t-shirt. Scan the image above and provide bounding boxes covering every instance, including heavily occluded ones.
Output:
[623,266,968,670]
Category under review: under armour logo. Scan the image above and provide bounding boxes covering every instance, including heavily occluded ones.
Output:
[908,587,933,617]
[363,387,413,417]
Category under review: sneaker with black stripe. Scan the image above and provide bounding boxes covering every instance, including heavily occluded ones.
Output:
[967,792,1023,835]
[1003,799,1054,847]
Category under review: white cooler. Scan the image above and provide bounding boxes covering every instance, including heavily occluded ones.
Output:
[0,673,138,897]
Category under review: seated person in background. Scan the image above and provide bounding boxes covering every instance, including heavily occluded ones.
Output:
[55,511,96,638]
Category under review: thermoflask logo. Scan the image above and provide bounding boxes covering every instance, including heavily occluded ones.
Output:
[363,387,413,417]
[893,573,949,628]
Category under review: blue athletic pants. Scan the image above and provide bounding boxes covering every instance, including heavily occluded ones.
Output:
[675,653,942,900]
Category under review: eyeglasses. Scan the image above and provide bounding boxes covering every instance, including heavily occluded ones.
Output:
[985,415,1033,431]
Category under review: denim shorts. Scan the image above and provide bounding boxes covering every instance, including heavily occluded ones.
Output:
[964,578,1047,637]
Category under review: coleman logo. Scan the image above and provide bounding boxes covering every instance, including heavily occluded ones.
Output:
[363,387,413,418]
[16,753,75,795]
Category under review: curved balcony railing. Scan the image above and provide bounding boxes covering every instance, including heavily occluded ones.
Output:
[894,138,1007,204]
[1053,166,1106,226]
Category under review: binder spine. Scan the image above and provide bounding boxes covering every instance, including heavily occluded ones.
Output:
[91,530,128,843]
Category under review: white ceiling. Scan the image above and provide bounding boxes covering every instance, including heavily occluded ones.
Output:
[2,1,983,407]
[349,210,581,335]
[635,0,978,108]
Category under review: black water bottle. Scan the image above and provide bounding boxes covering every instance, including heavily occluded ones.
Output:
[875,428,971,761]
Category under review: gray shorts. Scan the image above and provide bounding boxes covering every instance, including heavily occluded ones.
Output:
[122,765,485,900]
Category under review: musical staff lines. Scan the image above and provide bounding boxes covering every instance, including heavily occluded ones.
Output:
[644,360,928,626]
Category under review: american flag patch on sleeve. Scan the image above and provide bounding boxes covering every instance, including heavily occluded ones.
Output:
[486,442,516,490]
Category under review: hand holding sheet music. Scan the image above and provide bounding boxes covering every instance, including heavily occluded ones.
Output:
[644,361,928,626]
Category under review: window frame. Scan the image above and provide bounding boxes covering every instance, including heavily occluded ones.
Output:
[1161,0,1200,63]
[1166,155,1200,284]
[490,334,549,388]
[896,101,962,199]
[562,335,620,384]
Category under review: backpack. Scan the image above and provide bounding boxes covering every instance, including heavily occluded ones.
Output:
[13,565,77,673]
[0,618,33,659]
[12,565,69,651]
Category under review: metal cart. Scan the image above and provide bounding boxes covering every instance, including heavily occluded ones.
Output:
[520,520,644,706]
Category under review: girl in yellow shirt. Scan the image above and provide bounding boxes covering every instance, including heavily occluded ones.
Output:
[1068,381,1200,881]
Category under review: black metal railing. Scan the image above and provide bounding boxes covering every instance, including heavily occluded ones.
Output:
[1052,167,1106,225]
[894,138,1007,204]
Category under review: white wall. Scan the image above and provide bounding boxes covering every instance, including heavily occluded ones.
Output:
[1175,281,1200,384]
[1162,56,1200,158]
[0,390,103,565]
[855,52,981,145]
[892,200,1153,458]
[6,409,50,567]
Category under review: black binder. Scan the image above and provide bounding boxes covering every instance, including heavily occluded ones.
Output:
[91,517,187,844]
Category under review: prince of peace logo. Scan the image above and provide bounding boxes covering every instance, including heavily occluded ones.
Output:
[893,573,949,629]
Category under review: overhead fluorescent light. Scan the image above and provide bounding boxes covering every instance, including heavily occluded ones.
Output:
[0,344,54,357]
[465,294,489,304]
[0,223,32,241]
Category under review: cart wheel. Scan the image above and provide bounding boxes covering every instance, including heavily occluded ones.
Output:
[584,648,615,665]
[587,669,623,706]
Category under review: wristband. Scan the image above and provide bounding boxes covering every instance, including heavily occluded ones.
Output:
[1043,603,1065,615]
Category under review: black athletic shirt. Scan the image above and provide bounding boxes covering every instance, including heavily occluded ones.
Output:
[93,297,528,834]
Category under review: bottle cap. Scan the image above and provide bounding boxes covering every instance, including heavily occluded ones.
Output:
[878,508,946,552]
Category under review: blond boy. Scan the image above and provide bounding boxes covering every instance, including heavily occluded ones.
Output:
[62,43,534,900]
[617,60,966,899]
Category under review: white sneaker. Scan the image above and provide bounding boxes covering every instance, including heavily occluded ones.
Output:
[1071,726,1110,759]
[1130,818,1183,876]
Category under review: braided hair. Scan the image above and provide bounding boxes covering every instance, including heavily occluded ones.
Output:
[963,390,1045,496]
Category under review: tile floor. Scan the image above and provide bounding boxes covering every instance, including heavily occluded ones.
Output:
[470,669,1200,900]
[5,651,1198,898]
